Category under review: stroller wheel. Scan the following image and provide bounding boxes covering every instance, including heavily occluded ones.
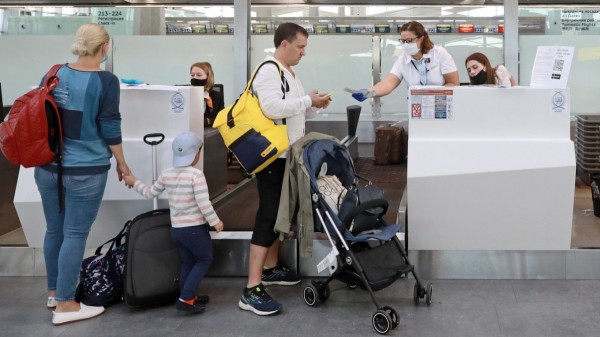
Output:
[303,284,321,307]
[425,283,433,306]
[313,280,330,301]
[382,306,400,329]
[372,310,393,335]
[347,283,358,290]
[413,282,420,306]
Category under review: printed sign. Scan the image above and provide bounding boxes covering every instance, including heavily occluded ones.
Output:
[409,89,454,120]
[91,7,133,34]
[315,24,329,34]
[530,46,575,89]
[375,24,391,33]
[253,24,268,34]
[561,9,600,33]
[436,24,452,33]
[458,24,474,33]
[192,24,207,34]
[335,24,351,33]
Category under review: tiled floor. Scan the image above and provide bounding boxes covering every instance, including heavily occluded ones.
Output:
[1,276,600,337]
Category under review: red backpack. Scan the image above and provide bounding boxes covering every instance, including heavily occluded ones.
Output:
[0,64,63,168]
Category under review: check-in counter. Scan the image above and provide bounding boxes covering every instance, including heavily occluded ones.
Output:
[14,85,205,248]
[407,86,575,251]
[203,127,228,198]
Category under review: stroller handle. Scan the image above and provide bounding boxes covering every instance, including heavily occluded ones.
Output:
[341,198,389,227]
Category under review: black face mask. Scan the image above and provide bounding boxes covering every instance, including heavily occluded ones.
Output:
[471,70,487,85]
[190,78,207,87]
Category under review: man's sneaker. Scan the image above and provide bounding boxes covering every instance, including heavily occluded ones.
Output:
[176,299,205,314]
[238,284,282,316]
[262,266,301,286]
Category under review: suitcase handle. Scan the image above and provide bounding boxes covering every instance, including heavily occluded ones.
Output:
[143,133,165,146]
[143,133,165,210]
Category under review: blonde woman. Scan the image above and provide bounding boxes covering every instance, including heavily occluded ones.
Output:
[36,23,130,325]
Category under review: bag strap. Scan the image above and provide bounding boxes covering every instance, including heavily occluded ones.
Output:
[94,220,132,256]
[248,60,287,125]
[44,64,65,212]
[45,64,62,91]
[226,60,287,129]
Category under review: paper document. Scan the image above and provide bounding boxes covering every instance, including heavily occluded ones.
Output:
[530,46,574,89]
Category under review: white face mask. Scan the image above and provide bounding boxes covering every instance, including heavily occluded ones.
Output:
[401,42,420,56]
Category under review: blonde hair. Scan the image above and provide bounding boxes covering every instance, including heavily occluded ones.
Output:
[71,23,109,57]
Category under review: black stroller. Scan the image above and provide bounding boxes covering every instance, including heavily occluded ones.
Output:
[300,139,432,335]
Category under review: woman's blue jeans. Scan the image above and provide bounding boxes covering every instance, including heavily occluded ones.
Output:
[171,225,213,301]
[35,168,108,302]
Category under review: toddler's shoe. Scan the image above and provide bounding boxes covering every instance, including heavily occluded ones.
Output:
[176,298,205,314]
[194,295,210,305]
[52,303,105,325]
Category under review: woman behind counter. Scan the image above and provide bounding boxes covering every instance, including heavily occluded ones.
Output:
[352,20,459,102]
[190,62,224,127]
[465,52,516,87]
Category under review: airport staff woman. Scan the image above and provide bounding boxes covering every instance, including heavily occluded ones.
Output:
[352,20,459,101]
[190,62,224,127]
[465,52,516,87]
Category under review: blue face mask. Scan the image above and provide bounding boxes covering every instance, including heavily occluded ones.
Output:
[101,54,108,64]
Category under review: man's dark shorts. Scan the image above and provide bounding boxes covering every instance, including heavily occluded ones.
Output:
[251,158,286,247]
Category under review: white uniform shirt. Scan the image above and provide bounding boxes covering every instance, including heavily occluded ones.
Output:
[252,56,318,157]
[390,45,458,87]
[494,64,513,87]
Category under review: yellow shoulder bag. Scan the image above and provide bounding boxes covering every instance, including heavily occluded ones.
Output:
[213,61,289,174]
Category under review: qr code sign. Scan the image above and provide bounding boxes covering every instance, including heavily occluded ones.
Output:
[553,59,564,72]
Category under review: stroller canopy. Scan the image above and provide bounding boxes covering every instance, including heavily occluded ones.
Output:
[303,139,356,194]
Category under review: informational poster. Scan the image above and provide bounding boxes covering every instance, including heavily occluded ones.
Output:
[409,89,454,120]
[91,7,134,35]
[561,9,600,33]
[530,46,575,89]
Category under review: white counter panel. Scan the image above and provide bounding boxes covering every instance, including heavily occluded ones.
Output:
[15,86,204,248]
[407,86,575,251]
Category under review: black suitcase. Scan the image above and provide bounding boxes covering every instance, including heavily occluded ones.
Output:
[123,209,180,307]
[123,133,181,307]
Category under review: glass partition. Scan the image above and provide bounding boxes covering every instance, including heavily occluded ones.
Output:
[251,35,373,114]
[112,35,236,104]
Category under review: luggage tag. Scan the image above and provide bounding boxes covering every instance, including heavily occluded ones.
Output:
[317,246,339,275]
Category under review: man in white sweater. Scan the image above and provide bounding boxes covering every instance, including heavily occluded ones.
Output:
[238,22,331,316]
